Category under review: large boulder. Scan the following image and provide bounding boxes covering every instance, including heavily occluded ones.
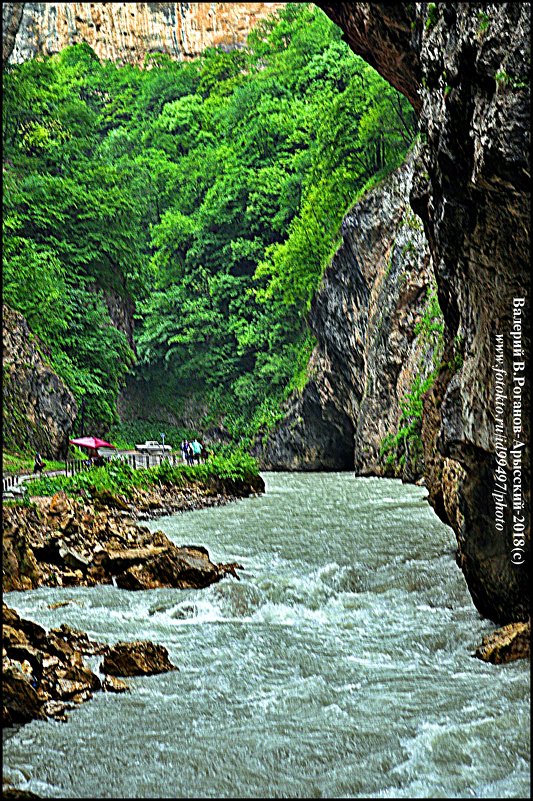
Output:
[111,544,225,590]
[102,641,178,677]
[2,604,102,725]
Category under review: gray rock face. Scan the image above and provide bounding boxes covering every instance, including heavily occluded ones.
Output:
[2,3,24,66]
[2,304,78,459]
[318,3,530,624]
[260,153,439,481]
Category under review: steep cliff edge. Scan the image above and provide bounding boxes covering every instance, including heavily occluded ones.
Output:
[2,305,78,459]
[319,2,530,624]
[3,2,284,67]
[259,153,442,484]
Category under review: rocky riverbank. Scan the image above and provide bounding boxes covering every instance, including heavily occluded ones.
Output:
[2,475,263,733]
[3,475,264,592]
[3,602,178,728]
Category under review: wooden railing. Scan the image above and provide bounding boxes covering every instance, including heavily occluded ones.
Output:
[3,452,185,494]
[2,474,21,494]
[65,451,182,477]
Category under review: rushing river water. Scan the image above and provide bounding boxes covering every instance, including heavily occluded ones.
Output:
[3,473,530,798]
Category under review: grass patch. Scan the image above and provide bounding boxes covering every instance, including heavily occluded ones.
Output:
[25,450,260,499]
[2,451,66,475]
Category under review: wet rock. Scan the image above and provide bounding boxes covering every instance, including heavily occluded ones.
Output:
[218,562,244,581]
[2,604,185,727]
[102,640,178,676]
[3,605,47,647]
[53,663,101,699]
[49,624,108,656]
[2,663,47,725]
[2,783,42,799]
[4,643,43,676]
[115,544,224,590]
[102,675,130,693]
[474,621,530,664]
[42,699,74,721]
[103,545,169,573]
[2,604,102,726]
[3,481,255,593]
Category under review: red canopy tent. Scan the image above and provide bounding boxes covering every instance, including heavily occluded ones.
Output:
[69,436,116,457]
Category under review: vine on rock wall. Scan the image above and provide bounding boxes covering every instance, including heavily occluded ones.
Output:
[379,284,444,478]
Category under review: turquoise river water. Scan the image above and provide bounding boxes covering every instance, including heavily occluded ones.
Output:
[3,473,530,798]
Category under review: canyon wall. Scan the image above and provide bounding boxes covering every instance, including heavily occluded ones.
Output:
[259,152,440,484]
[2,305,78,459]
[318,2,530,624]
[3,2,284,67]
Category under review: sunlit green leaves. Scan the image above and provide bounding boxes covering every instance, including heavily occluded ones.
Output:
[3,2,416,444]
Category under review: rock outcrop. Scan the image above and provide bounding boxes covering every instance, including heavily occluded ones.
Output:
[3,603,102,725]
[2,603,179,727]
[2,480,256,592]
[317,3,530,625]
[2,304,78,459]
[102,640,177,676]
[474,620,531,665]
[259,152,441,483]
[3,2,285,67]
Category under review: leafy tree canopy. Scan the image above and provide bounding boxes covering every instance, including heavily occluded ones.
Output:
[3,3,416,444]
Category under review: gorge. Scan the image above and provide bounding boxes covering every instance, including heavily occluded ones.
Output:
[2,4,529,630]
[2,4,530,797]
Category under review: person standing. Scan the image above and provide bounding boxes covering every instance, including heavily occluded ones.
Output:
[180,440,189,464]
[191,438,202,464]
[33,452,45,475]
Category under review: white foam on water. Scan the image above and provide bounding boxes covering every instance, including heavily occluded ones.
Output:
[3,474,530,799]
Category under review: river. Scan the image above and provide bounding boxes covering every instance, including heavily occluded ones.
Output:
[3,473,530,798]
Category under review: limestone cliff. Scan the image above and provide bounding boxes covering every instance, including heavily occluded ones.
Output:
[318,2,530,624]
[2,305,78,459]
[3,2,284,67]
[259,153,441,483]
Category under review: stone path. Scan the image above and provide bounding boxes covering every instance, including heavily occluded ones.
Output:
[2,470,65,499]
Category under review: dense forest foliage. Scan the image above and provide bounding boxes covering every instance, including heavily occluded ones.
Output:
[3,3,416,447]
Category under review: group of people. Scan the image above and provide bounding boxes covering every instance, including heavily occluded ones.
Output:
[180,438,207,465]
[33,439,208,476]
